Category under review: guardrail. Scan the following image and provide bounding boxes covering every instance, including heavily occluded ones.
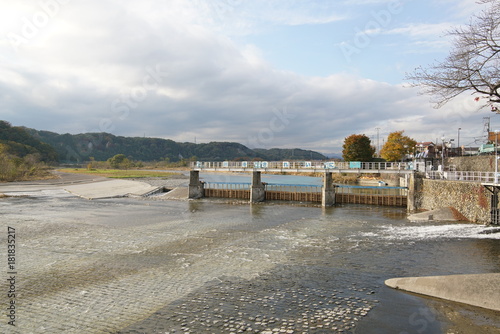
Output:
[191,161,411,170]
[425,171,498,183]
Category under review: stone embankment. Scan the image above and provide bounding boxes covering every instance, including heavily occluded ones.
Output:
[446,156,495,172]
[412,178,490,224]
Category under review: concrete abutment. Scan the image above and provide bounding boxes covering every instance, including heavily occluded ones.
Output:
[188,171,204,199]
[410,173,496,224]
[322,172,336,207]
[250,171,265,203]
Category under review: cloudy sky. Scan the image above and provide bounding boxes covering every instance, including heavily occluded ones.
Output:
[0,0,495,154]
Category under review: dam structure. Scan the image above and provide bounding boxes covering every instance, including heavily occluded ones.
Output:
[189,161,410,208]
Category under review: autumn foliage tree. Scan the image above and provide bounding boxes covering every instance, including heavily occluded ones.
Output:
[380,131,416,162]
[342,134,375,161]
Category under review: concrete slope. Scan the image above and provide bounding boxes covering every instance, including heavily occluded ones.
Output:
[64,179,160,199]
[407,207,460,222]
[385,273,500,311]
[160,187,188,200]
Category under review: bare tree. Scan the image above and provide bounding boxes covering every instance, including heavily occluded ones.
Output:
[406,0,500,111]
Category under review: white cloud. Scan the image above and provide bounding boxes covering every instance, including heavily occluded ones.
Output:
[384,22,454,38]
[0,0,491,154]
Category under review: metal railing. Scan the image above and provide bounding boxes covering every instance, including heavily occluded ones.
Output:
[425,171,497,183]
[191,161,411,170]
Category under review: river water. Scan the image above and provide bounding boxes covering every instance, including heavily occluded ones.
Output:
[1,172,499,333]
[137,202,499,333]
[120,172,500,333]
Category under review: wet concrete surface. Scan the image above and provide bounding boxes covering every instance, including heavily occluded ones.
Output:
[0,176,499,333]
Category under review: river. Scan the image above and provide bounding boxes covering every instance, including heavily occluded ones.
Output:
[0,172,499,333]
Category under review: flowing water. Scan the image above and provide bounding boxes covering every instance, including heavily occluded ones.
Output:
[1,173,499,333]
[129,202,499,333]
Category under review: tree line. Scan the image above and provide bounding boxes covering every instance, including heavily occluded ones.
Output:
[342,131,416,162]
[0,121,57,181]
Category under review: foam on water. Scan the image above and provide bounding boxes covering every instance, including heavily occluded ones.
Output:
[363,224,500,240]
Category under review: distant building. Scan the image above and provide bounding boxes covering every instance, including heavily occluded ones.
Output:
[415,142,436,159]
[464,147,480,155]
[488,131,500,142]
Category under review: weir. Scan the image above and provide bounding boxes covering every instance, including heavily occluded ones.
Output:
[189,171,408,208]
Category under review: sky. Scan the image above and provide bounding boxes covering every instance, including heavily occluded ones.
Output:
[0,0,496,154]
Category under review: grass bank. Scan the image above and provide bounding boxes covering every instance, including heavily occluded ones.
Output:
[58,168,177,179]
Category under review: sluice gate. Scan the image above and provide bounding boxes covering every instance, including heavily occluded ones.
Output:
[335,193,407,206]
[199,179,407,207]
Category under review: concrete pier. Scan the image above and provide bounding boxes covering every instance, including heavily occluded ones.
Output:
[321,172,335,207]
[406,171,420,212]
[250,171,265,203]
[188,170,204,199]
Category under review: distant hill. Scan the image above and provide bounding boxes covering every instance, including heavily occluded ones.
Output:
[24,128,327,163]
[253,148,325,161]
[0,121,58,162]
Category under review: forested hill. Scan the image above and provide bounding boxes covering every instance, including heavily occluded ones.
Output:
[0,121,58,162]
[25,128,326,163]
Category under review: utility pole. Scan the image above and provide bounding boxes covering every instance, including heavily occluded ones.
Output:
[376,127,380,157]
[484,117,491,141]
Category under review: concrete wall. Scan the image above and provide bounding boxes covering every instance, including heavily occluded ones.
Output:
[446,156,495,172]
[415,178,490,223]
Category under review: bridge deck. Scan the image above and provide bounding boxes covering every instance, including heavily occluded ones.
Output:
[193,168,413,174]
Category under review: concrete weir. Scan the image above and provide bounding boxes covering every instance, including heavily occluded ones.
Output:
[188,170,336,207]
[385,273,500,311]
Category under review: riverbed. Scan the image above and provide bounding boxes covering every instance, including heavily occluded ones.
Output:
[0,174,499,333]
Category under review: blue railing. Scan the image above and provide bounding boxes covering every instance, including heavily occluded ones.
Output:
[192,160,411,170]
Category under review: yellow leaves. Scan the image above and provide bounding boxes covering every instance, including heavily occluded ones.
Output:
[380,131,417,162]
